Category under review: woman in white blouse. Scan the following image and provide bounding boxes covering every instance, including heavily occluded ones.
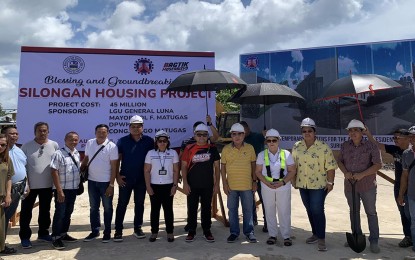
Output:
[144,130,179,242]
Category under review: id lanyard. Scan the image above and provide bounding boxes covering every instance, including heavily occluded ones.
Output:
[158,151,167,175]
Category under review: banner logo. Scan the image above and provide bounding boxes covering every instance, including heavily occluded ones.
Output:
[63,56,85,74]
[162,62,189,72]
[134,58,154,75]
[245,56,258,69]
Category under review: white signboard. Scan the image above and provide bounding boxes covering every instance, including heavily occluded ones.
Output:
[17,47,215,150]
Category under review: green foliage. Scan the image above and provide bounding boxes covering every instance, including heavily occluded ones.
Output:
[216,89,240,112]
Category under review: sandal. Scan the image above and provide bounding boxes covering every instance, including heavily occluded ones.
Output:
[284,238,292,246]
[0,246,17,254]
[167,233,175,243]
[266,236,277,245]
[149,234,157,242]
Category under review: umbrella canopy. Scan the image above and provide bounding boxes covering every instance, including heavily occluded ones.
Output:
[319,74,401,100]
[229,82,305,105]
[317,74,402,121]
[167,70,247,92]
[228,82,305,129]
[166,70,247,114]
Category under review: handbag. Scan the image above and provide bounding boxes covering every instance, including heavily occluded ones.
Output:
[11,177,27,195]
[80,143,107,183]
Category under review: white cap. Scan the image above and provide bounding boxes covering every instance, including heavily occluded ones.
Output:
[230,123,245,133]
[346,119,366,131]
[300,117,316,128]
[130,115,143,124]
[194,123,209,133]
[265,129,280,138]
[155,130,169,139]
[409,126,415,134]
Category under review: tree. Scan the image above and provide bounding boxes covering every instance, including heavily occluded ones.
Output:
[216,89,240,112]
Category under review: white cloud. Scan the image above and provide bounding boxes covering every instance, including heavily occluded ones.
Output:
[338,56,358,75]
[396,61,405,75]
[291,50,304,63]
[0,67,18,109]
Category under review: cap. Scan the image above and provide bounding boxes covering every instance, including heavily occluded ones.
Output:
[194,123,209,133]
[346,119,366,131]
[300,117,316,128]
[155,130,169,139]
[130,115,143,124]
[409,126,415,135]
[265,129,280,138]
[230,123,245,133]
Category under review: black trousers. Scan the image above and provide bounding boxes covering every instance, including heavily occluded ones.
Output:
[19,188,53,239]
[187,186,213,235]
[149,184,174,234]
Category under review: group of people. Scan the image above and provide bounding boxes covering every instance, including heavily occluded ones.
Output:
[0,114,414,257]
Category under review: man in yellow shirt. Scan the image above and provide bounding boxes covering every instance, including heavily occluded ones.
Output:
[221,123,257,243]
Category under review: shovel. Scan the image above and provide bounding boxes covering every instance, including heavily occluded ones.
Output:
[346,180,366,253]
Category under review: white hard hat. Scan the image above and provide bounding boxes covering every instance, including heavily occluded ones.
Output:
[408,126,415,135]
[265,129,280,138]
[194,123,209,133]
[230,123,245,133]
[155,130,169,139]
[346,119,366,131]
[130,115,143,124]
[300,117,316,128]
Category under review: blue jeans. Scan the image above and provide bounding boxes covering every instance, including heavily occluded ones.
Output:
[88,180,113,235]
[51,189,77,239]
[397,195,411,237]
[114,181,146,233]
[299,188,327,239]
[227,190,254,236]
[5,191,21,234]
[345,187,379,243]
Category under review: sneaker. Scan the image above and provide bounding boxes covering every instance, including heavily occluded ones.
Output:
[204,232,215,243]
[318,239,327,251]
[133,228,146,239]
[400,236,413,248]
[306,235,318,244]
[37,234,53,242]
[52,239,65,250]
[21,239,32,249]
[185,232,195,242]
[61,234,78,243]
[246,233,257,243]
[102,234,111,243]
[113,233,123,242]
[227,234,239,243]
[370,242,380,253]
[0,245,17,254]
[84,232,99,242]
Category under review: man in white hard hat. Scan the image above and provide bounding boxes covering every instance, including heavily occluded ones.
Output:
[338,119,382,253]
[181,123,220,243]
[113,115,154,242]
[221,123,257,243]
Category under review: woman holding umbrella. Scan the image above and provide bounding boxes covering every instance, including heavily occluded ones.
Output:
[291,118,337,251]
[255,129,296,246]
[144,130,179,242]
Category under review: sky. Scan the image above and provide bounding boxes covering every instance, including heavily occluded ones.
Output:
[0,0,414,110]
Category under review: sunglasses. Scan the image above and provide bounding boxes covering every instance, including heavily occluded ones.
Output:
[157,139,168,143]
[196,133,208,137]
[302,130,314,133]
[0,144,7,148]
[266,139,279,143]
[38,145,45,157]
[231,132,244,136]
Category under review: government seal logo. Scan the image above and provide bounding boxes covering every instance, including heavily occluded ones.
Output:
[245,56,258,69]
[134,58,154,75]
[63,56,85,74]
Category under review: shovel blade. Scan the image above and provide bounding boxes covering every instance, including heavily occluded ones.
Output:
[346,232,366,253]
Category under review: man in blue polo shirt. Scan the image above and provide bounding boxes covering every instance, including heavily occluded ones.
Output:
[114,115,154,242]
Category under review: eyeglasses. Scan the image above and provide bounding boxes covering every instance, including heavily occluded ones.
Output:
[302,130,314,133]
[196,133,208,137]
[0,144,7,148]
[157,139,168,143]
[231,132,244,136]
[266,139,279,143]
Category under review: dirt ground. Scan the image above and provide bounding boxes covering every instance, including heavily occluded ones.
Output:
[3,169,414,260]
